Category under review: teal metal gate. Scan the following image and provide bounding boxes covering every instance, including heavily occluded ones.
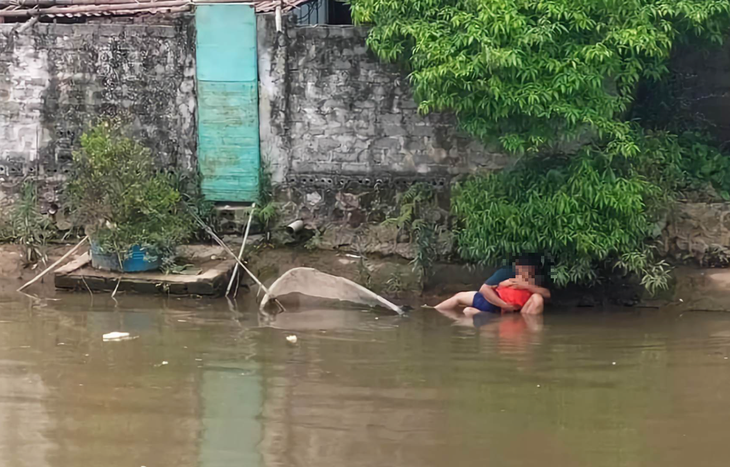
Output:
[196,4,260,202]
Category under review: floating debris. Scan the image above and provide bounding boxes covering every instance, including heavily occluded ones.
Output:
[102,332,136,342]
[286,335,298,344]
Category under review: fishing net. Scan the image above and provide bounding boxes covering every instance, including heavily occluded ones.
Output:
[260,267,404,315]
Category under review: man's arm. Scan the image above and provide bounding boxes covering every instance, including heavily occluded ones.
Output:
[478,283,517,311]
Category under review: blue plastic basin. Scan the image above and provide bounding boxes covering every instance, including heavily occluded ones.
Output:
[90,243,161,273]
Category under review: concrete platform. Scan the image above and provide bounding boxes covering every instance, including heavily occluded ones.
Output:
[54,253,236,296]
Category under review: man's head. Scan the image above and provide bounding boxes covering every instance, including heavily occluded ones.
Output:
[514,253,542,280]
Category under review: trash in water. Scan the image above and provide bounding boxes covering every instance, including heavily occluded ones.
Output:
[161,361,169,365]
[102,332,136,342]
[286,335,298,344]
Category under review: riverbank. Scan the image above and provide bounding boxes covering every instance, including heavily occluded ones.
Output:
[1,241,729,313]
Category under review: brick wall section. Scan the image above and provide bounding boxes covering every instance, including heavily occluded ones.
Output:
[0,18,196,209]
[258,15,509,186]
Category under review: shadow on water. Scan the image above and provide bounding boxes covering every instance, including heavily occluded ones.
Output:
[1,290,730,466]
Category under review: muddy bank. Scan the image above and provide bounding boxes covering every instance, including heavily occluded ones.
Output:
[1,242,729,312]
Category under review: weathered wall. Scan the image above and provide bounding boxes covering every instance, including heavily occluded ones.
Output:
[662,202,730,266]
[640,40,730,145]
[258,14,509,188]
[0,18,196,210]
[257,14,509,238]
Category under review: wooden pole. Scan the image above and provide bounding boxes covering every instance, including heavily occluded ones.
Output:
[206,227,286,313]
[17,236,89,292]
[192,216,273,296]
[226,203,255,297]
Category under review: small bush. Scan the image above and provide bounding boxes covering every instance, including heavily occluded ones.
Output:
[2,181,56,265]
[66,122,195,263]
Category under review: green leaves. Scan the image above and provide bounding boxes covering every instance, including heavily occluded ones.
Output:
[450,135,675,291]
[450,130,728,292]
[353,0,730,292]
[67,122,196,261]
[353,0,730,154]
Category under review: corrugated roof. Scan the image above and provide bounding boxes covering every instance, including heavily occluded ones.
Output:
[254,0,309,13]
[0,0,310,20]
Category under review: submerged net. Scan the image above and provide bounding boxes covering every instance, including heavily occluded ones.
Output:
[260,267,404,315]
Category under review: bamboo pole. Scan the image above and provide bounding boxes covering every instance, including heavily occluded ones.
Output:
[226,203,255,297]
[17,236,89,292]
[190,214,284,313]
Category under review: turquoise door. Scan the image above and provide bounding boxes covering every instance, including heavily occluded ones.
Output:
[196,4,260,202]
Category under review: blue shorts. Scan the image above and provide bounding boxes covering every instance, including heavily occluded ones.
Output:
[472,292,500,313]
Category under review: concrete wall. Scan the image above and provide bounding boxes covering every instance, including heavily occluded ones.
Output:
[662,202,730,266]
[668,42,730,144]
[0,18,196,209]
[257,14,509,187]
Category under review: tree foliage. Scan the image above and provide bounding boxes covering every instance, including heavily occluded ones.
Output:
[353,0,730,154]
[352,0,730,291]
[67,122,195,262]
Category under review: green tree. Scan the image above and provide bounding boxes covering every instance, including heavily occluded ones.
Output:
[352,0,730,154]
[352,0,730,291]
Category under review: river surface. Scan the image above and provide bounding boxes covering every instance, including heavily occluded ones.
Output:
[1,291,730,467]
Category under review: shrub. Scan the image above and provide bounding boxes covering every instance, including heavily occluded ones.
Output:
[66,122,195,264]
[353,0,730,292]
[2,181,56,265]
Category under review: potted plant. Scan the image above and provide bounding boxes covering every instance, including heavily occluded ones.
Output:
[66,122,196,272]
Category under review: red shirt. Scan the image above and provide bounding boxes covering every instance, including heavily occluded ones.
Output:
[496,286,532,308]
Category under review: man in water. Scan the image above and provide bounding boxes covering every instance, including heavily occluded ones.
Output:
[434,254,551,316]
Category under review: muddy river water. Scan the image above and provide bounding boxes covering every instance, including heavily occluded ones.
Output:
[1,291,730,467]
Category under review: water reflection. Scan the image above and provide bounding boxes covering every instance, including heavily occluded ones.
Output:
[0,292,729,466]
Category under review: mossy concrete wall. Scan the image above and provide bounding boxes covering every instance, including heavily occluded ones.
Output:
[0,19,196,212]
[257,14,510,188]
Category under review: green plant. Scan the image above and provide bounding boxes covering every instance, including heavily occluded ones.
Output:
[385,272,405,293]
[254,162,280,233]
[304,228,324,251]
[411,220,438,287]
[451,136,677,291]
[66,122,196,265]
[382,182,434,232]
[702,245,730,268]
[382,183,439,289]
[4,180,56,265]
[354,0,730,292]
[162,169,214,237]
[675,132,730,200]
[352,0,730,155]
